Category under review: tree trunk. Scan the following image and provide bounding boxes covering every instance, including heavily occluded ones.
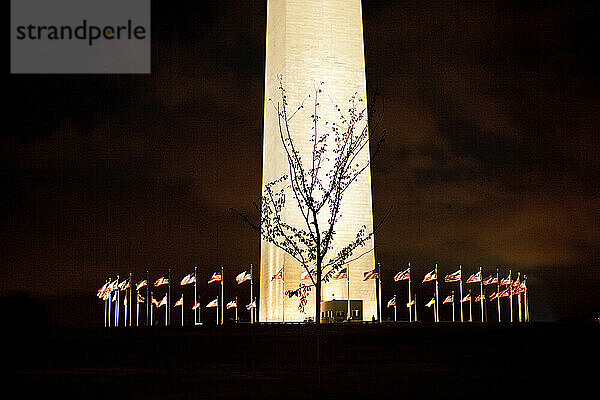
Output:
[315,253,322,391]
[315,257,321,324]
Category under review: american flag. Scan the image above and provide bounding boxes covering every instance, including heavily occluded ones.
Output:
[236,270,252,285]
[513,282,526,295]
[300,268,316,280]
[112,292,118,302]
[108,279,119,292]
[152,298,160,307]
[101,290,110,301]
[332,267,347,280]
[443,294,454,304]
[157,294,167,307]
[206,298,218,308]
[246,299,256,310]
[444,270,461,283]
[475,294,485,302]
[422,269,436,283]
[174,295,183,307]
[483,275,497,285]
[118,278,131,291]
[271,268,283,280]
[154,276,169,287]
[500,275,512,286]
[363,266,379,281]
[466,270,481,283]
[97,282,109,298]
[499,289,510,298]
[406,299,415,307]
[192,302,201,310]
[467,271,481,283]
[226,300,237,309]
[97,285,108,299]
[489,292,498,300]
[394,268,410,281]
[461,294,471,303]
[387,296,396,308]
[520,281,527,293]
[137,293,145,303]
[208,270,222,284]
[136,279,147,291]
[180,273,196,286]
[425,298,435,307]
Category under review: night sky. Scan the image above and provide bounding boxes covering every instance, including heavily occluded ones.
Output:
[3,0,599,326]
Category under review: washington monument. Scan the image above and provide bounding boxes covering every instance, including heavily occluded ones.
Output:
[259,0,377,322]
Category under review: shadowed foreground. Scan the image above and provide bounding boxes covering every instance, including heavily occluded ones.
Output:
[5,322,597,399]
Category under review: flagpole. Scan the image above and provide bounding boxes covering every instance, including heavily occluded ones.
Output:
[168,268,171,326]
[524,275,529,322]
[469,289,472,322]
[221,266,224,325]
[497,268,501,322]
[145,271,149,326]
[124,289,128,327]
[480,267,484,322]
[104,285,107,328]
[116,274,120,327]
[117,275,120,327]
[150,291,154,326]
[408,263,412,323]
[181,294,184,327]
[414,294,418,322]
[435,264,439,323]
[235,296,238,322]
[517,272,522,322]
[484,293,488,322]
[108,291,112,327]
[250,264,254,324]
[129,273,133,327]
[394,295,397,322]
[459,265,464,323]
[136,289,140,327]
[146,270,152,326]
[216,296,219,326]
[164,295,168,326]
[115,276,121,326]
[347,262,350,321]
[102,279,106,328]
[107,278,112,327]
[104,278,109,327]
[509,270,513,322]
[194,266,198,325]
[377,262,383,323]
[110,278,114,327]
[452,290,455,322]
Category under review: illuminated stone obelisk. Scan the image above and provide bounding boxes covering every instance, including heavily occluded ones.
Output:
[259,0,377,322]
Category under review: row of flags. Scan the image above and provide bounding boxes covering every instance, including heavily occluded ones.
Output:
[99,264,530,324]
[392,267,528,294]
[98,267,257,327]
[386,265,529,322]
[97,268,255,300]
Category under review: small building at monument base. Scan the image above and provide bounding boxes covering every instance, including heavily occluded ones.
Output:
[321,300,363,323]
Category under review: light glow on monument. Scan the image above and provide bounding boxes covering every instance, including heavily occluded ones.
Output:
[259,0,377,322]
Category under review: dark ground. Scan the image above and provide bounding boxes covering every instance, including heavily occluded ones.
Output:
[4,322,598,400]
